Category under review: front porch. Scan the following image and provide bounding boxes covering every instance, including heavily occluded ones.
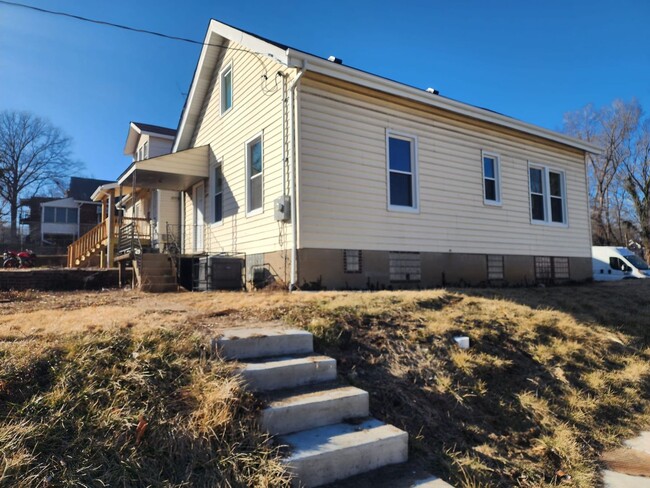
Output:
[67,146,231,291]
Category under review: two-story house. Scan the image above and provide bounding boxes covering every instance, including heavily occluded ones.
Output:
[72,19,599,290]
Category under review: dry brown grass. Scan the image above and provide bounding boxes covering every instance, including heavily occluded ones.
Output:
[0,324,290,487]
[1,281,650,487]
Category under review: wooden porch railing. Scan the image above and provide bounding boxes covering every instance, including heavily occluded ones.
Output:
[67,218,114,267]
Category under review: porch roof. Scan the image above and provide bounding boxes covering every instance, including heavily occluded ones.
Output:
[117,145,209,191]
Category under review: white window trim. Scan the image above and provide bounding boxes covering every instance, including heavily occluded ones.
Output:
[528,162,568,227]
[481,150,502,206]
[210,159,224,227]
[386,129,419,213]
[246,131,264,217]
[219,61,233,117]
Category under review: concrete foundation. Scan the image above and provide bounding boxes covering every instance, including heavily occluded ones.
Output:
[292,248,592,290]
[0,268,119,291]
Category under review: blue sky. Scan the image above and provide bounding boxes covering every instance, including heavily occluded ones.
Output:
[1,0,649,185]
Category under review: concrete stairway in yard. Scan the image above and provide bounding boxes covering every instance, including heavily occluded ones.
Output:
[214,327,453,488]
[139,253,177,293]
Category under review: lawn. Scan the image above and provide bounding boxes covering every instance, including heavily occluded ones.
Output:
[1,281,649,487]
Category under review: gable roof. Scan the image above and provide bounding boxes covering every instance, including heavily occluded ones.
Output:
[124,121,177,155]
[174,19,600,154]
[68,177,113,202]
[132,122,177,137]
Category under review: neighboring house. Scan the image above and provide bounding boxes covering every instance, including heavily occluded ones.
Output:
[41,177,112,245]
[20,196,56,244]
[72,19,600,289]
[69,123,182,268]
[117,122,180,248]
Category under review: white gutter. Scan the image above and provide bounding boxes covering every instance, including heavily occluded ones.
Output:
[288,63,307,290]
[286,50,602,155]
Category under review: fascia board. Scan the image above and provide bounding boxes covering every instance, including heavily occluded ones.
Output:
[287,50,601,155]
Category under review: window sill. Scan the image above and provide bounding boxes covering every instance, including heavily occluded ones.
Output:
[530,219,569,228]
[246,208,263,218]
[387,205,420,214]
[210,220,224,228]
[483,200,502,207]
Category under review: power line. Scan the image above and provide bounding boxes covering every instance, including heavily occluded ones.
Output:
[0,0,277,58]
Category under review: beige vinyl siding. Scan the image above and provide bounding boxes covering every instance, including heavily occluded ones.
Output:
[135,134,149,160]
[298,75,591,257]
[148,136,174,159]
[183,191,194,252]
[186,41,293,255]
[157,189,179,229]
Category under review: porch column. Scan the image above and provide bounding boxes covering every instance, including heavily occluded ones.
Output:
[107,193,115,268]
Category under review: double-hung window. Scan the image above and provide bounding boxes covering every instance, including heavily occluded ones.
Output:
[213,162,223,223]
[387,131,418,211]
[220,63,233,115]
[246,134,263,214]
[482,151,501,205]
[529,164,567,225]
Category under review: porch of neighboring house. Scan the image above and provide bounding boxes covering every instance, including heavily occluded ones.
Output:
[67,146,212,292]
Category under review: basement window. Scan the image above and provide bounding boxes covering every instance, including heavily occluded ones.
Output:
[344,250,362,273]
[553,257,570,279]
[535,256,570,281]
[535,256,552,281]
[389,252,421,282]
[487,255,505,280]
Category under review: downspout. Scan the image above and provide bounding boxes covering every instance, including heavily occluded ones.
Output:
[288,62,307,290]
[279,71,288,199]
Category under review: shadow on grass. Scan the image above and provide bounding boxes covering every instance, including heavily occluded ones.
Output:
[454,280,650,346]
[279,285,650,487]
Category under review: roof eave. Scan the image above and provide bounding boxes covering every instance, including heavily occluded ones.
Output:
[123,122,141,156]
[287,50,602,154]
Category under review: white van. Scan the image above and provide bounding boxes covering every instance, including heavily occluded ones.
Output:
[592,246,650,280]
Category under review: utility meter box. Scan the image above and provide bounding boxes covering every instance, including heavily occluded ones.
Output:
[274,196,291,222]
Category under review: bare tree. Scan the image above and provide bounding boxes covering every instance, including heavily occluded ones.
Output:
[623,119,650,260]
[0,110,73,239]
[564,99,642,245]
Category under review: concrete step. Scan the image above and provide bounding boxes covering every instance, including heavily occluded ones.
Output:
[280,418,408,487]
[141,266,174,273]
[238,355,336,392]
[141,283,178,293]
[141,254,171,263]
[320,461,454,487]
[261,384,369,435]
[214,327,313,360]
[141,263,171,270]
[142,275,176,285]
